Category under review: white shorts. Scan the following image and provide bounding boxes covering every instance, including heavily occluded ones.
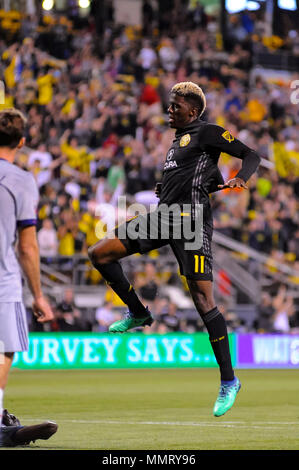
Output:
[0,302,29,352]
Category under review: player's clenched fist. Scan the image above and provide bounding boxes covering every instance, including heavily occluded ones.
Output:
[32,296,54,323]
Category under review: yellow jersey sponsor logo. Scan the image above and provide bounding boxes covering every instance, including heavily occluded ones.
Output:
[222,130,235,142]
[179,133,191,147]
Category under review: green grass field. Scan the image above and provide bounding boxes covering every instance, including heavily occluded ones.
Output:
[3,368,299,450]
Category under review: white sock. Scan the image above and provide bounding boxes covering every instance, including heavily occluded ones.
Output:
[0,388,3,426]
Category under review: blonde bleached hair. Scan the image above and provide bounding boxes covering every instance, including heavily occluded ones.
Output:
[171,81,206,117]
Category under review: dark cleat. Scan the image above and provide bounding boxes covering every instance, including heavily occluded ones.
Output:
[2,409,21,427]
[0,421,58,447]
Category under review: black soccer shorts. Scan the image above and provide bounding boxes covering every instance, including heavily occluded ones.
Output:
[114,206,213,281]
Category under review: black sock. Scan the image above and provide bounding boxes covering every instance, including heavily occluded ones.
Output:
[201,307,234,382]
[93,261,148,318]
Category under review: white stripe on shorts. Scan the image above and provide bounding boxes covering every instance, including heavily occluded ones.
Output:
[0,301,29,352]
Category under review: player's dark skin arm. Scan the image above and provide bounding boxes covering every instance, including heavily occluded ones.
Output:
[200,123,260,191]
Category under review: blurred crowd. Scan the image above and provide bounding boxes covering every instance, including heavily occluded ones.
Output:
[1,3,299,333]
[29,276,298,336]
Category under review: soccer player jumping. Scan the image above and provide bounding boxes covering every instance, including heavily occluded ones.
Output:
[88,82,261,417]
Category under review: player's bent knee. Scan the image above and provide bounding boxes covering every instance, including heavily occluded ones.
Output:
[88,243,110,265]
[88,238,127,265]
[87,244,97,264]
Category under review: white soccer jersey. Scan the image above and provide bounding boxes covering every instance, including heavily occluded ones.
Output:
[0,159,39,302]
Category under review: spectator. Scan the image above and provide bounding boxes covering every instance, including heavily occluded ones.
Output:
[255,292,275,333]
[138,39,157,72]
[135,262,160,311]
[95,302,121,332]
[37,218,58,258]
[272,284,296,333]
[159,302,181,332]
[158,38,180,73]
[28,143,52,168]
[54,288,89,331]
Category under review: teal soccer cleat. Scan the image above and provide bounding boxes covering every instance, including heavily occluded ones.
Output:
[213,377,241,417]
[109,309,153,333]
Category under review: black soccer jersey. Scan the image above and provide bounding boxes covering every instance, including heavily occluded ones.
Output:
[159,119,261,207]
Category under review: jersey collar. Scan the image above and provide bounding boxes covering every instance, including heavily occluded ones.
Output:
[175,118,201,136]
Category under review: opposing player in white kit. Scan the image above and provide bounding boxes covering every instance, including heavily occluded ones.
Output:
[0,109,57,446]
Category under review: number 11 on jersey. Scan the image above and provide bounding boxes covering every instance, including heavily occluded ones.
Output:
[194,255,204,273]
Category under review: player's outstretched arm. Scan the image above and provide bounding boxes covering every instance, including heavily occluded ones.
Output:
[17,225,54,323]
[201,124,261,188]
